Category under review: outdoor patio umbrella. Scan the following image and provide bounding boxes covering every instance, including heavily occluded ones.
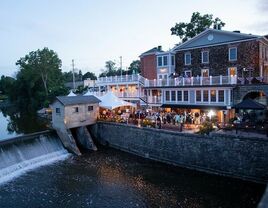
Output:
[234,99,266,110]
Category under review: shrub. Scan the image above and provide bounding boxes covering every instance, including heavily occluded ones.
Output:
[199,121,214,135]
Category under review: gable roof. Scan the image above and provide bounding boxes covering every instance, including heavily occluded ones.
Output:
[55,95,101,106]
[140,46,164,57]
[173,29,262,51]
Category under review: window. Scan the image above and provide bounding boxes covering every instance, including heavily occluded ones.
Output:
[202,51,209,63]
[56,108,61,114]
[201,69,209,77]
[163,56,168,66]
[210,90,216,102]
[228,67,237,76]
[218,90,224,102]
[171,56,175,65]
[158,56,162,67]
[196,90,201,102]
[184,53,191,65]
[171,91,176,101]
[177,91,182,101]
[203,90,209,102]
[183,91,189,101]
[165,91,170,101]
[88,106,94,111]
[184,70,192,77]
[74,107,79,113]
[229,47,237,61]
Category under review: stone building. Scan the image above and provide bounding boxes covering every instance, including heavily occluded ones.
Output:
[51,95,101,129]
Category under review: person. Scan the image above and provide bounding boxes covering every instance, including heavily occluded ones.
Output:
[156,115,161,129]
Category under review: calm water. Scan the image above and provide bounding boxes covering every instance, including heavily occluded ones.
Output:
[0,147,265,208]
[0,108,48,140]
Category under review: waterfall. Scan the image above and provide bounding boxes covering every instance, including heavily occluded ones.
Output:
[0,132,70,185]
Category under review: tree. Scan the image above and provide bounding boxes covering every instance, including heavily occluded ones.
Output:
[0,75,15,95]
[82,71,97,80]
[128,60,141,74]
[170,12,225,42]
[14,48,66,110]
[99,60,118,77]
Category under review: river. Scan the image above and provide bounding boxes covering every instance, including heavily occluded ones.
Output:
[0,108,265,207]
[0,107,48,140]
[0,147,265,208]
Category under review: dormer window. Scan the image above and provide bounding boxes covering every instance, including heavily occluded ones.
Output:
[201,51,209,63]
[184,53,191,65]
[229,47,237,61]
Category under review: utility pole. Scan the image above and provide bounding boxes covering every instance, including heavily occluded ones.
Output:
[120,56,122,77]
[72,59,76,90]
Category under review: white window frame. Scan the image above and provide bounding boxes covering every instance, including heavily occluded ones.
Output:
[201,69,209,77]
[157,56,162,67]
[228,67,237,76]
[229,47,237,61]
[184,53,191,65]
[184,70,192,77]
[201,51,209,63]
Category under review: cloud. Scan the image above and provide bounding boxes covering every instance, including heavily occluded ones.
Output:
[258,0,268,13]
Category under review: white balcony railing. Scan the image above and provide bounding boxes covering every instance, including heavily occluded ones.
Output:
[144,75,238,87]
[96,74,141,84]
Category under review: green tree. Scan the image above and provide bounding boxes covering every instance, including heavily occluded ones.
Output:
[14,47,66,110]
[99,60,118,77]
[82,71,97,80]
[0,75,15,95]
[171,12,225,42]
[128,60,141,74]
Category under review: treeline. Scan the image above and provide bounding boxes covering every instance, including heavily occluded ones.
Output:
[0,47,141,111]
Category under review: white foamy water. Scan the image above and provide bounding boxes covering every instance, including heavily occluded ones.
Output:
[0,133,70,185]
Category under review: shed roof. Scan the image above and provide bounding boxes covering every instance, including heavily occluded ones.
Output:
[55,95,101,106]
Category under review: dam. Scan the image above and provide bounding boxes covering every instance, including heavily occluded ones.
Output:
[0,110,266,207]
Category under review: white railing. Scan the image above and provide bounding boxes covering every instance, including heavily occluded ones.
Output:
[144,75,239,87]
[147,96,162,104]
[96,74,140,84]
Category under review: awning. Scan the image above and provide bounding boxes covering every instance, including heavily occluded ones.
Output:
[161,104,228,110]
[234,99,266,110]
[98,91,136,110]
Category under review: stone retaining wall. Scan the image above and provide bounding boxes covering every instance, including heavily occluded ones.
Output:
[89,122,268,183]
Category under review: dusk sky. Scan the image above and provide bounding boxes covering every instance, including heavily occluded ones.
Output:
[0,0,267,77]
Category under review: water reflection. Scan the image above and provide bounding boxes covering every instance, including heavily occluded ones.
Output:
[0,107,48,140]
[0,147,265,208]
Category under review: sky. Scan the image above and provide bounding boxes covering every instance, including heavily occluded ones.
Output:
[0,0,267,77]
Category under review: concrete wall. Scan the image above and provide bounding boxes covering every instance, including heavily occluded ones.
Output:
[90,122,268,183]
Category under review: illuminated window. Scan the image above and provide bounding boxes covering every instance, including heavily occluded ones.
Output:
[228,67,237,76]
[201,69,209,77]
[210,90,216,102]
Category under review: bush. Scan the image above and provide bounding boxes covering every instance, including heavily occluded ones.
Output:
[199,121,214,135]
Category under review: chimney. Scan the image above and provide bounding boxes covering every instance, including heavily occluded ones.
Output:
[157,46,162,51]
[233,30,241,33]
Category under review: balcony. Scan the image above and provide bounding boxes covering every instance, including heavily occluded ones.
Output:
[144,76,267,87]
[96,74,141,84]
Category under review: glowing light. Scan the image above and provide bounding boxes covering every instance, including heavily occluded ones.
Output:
[208,110,215,119]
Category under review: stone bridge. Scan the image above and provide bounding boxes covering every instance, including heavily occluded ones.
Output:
[233,84,268,104]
